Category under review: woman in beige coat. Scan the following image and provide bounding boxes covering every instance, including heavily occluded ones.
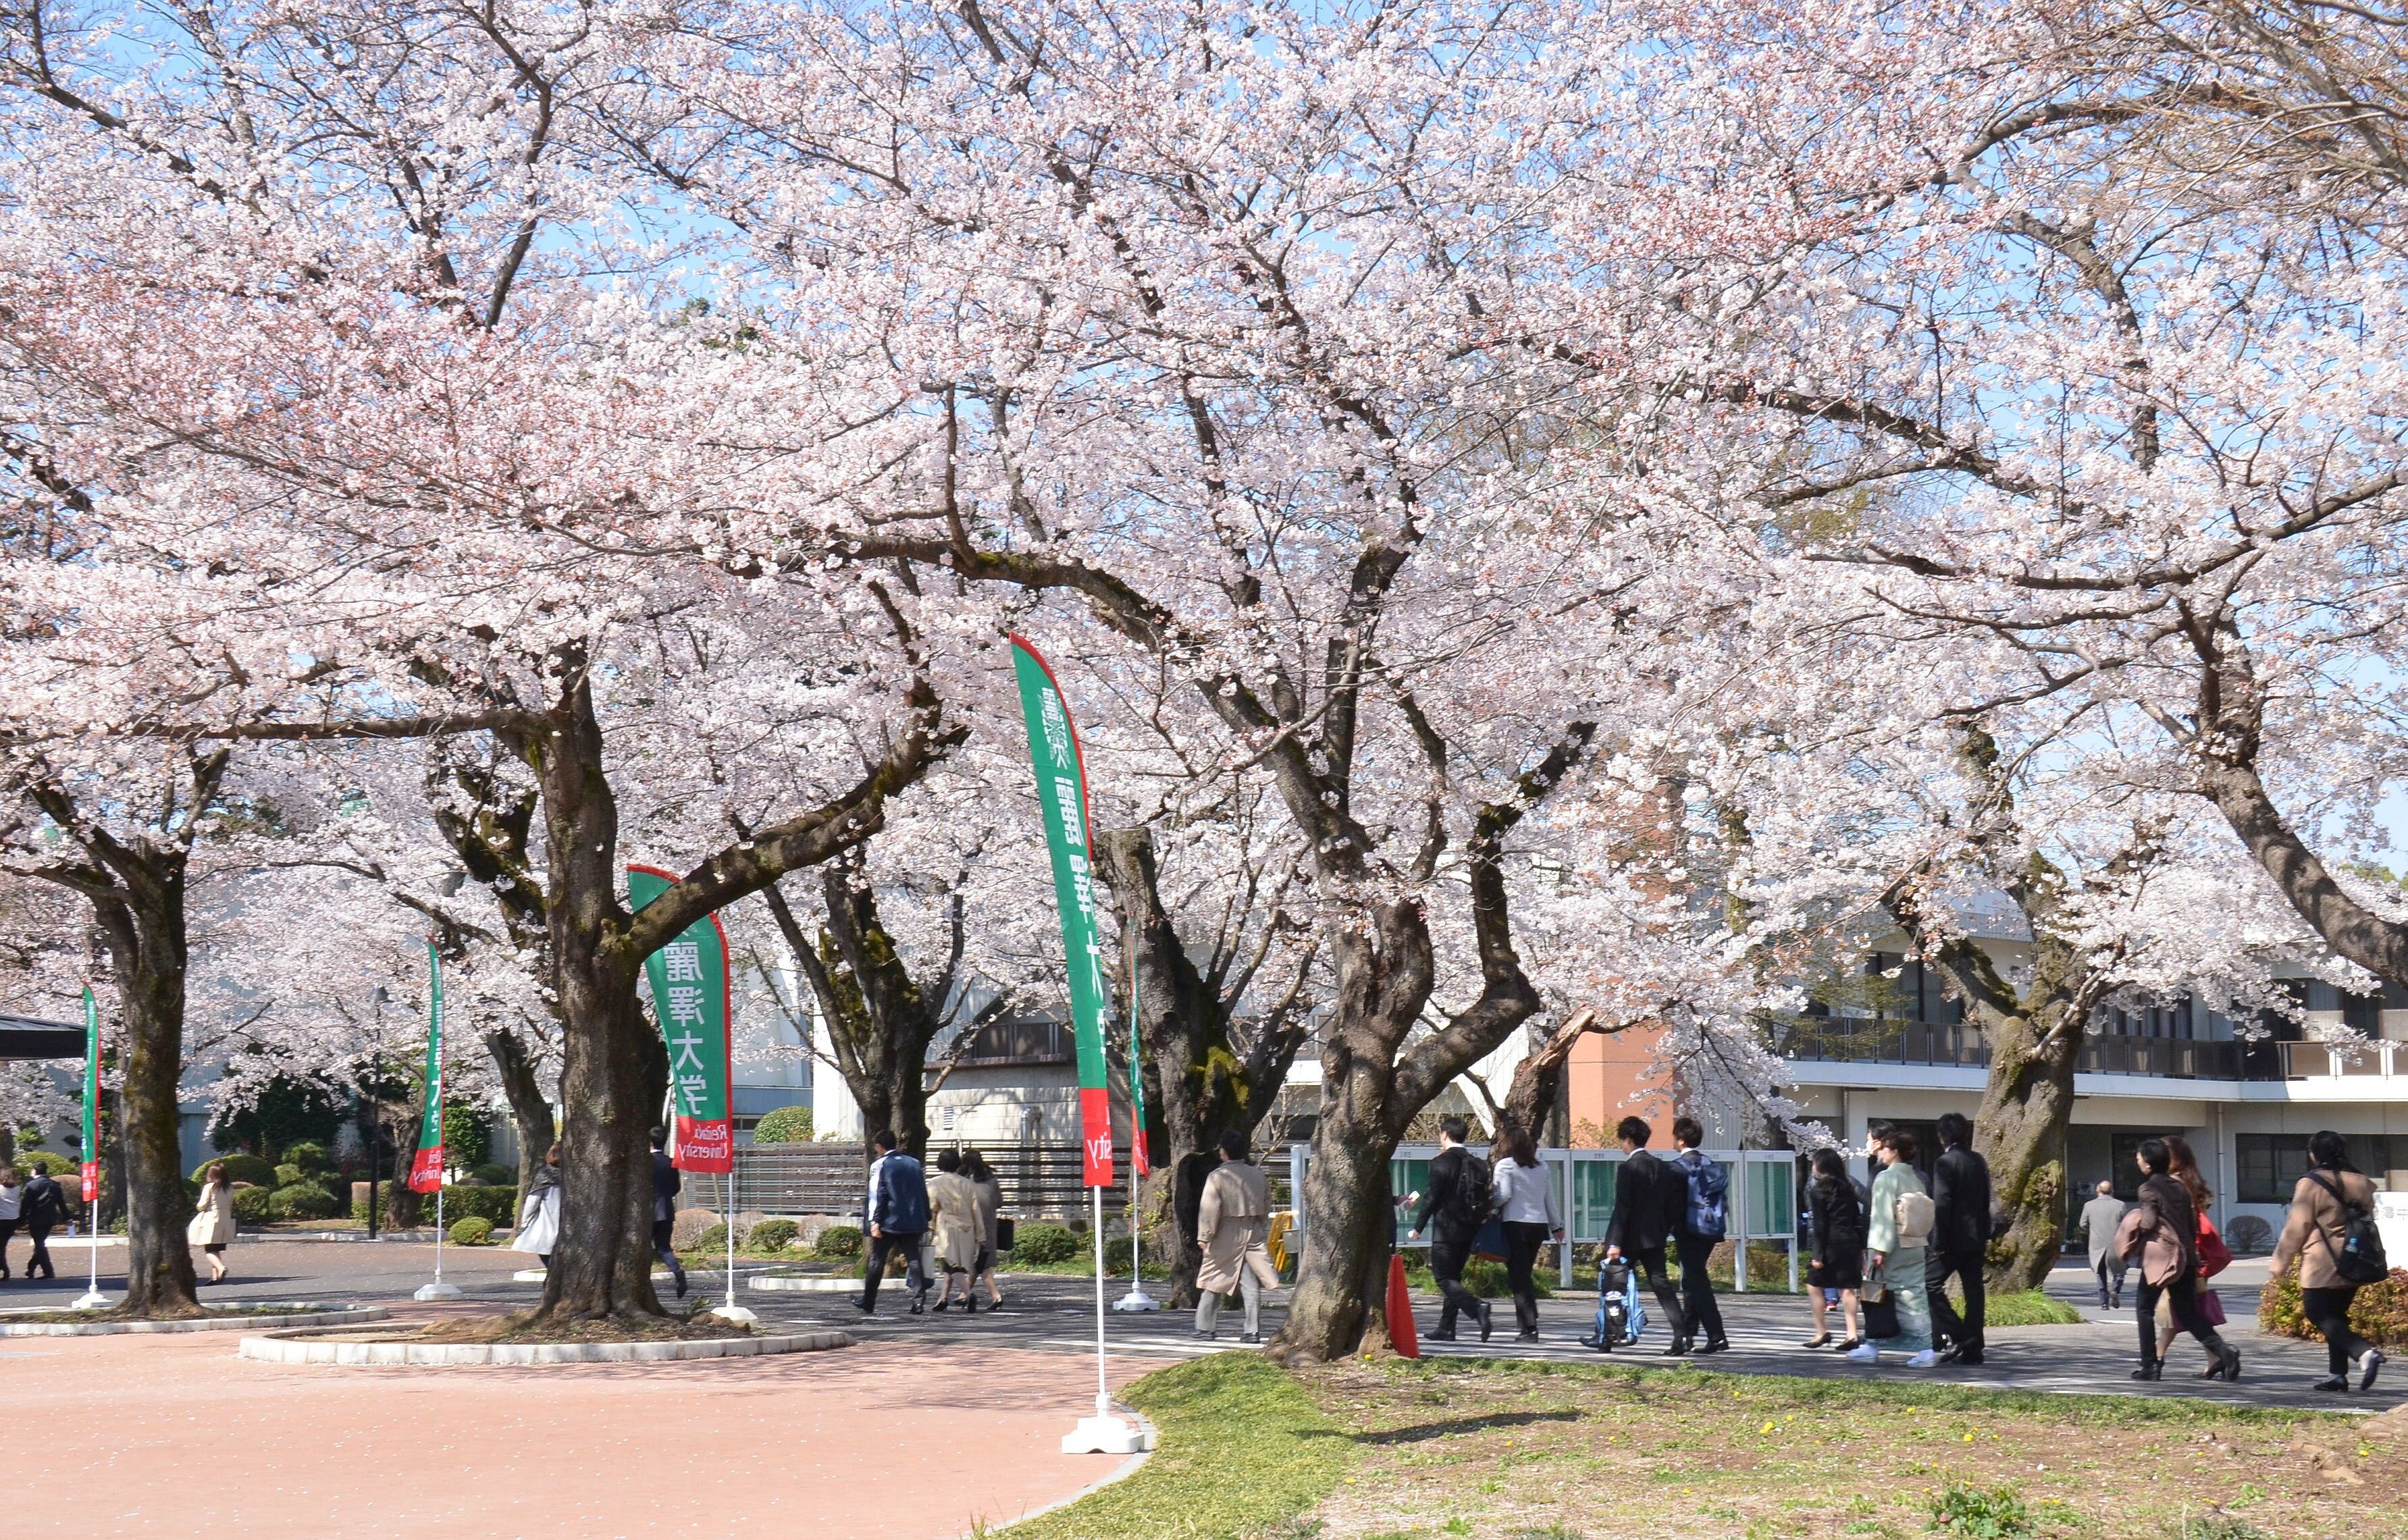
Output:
[924,1148,984,1312]
[2269,1130,2385,1393]
[186,1162,238,1282]
[1194,1130,1279,1344]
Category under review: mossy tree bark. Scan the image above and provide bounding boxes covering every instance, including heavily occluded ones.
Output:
[13,745,224,1318]
[1093,825,1314,1306]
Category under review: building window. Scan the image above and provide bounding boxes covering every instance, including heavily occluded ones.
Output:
[2236,1134,2309,1204]
[939,1105,957,1136]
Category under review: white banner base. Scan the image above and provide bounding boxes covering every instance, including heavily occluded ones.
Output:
[1060,1414,1152,1455]
[413,1280,463,1301]
[70,1288,109,1311]
[708,1303,760,1325]
[1110,1287,1160,1312]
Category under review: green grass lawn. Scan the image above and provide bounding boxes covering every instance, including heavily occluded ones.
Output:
[1978,1289,2083,1327]
[1010,1354,2405,1540]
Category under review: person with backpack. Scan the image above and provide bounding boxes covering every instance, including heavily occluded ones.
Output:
[2270,1128,2386,1393]
[1597,1115,1690,1354]
[1847,1127,1937,1367]
[1669,1117,1731,1354]
[1406,1115,1494,1342]
[1490,1123,1563,1342]
[1925,1111,1993,1365]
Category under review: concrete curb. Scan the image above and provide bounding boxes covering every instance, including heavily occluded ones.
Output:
[236,1326,854,1366]
[0,1302,387,1337]
[987,1408,1159,1534]
[751,1273,861,1294]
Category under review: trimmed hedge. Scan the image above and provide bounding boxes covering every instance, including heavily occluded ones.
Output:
[1013,1221,1080,1264]
[449,1216,496,1246]
[2259,1258,2408,1350]
[268,1183,342,1221]
[283,1140,331,1175]
[748,1219,799,1251]
[191,1153,277,1187]
[232,1186,276,1224]
[471,1164,518,1188]
[814,1224,864,1258]
[346,1181,518,1227]
[751,1105,814,1144]
[273,1164,304,1189]
[691,1223,729,1255]
[14,1150,80,1180]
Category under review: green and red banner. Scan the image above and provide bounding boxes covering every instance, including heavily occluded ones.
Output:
[78,984,99,1203]
[408,940,444,1193]
[629,865,734,1173]
[1009,634,1114,1189]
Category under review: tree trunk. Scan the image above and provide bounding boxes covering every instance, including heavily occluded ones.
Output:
[529,678,662,1323]
[1971,1005,2078,1293]
[483,1024,555,1231]
[92,874,201,1317]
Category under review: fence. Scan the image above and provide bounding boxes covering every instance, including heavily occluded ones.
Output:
[1288,1144,1802,1291]
[683,1140,1294,1225]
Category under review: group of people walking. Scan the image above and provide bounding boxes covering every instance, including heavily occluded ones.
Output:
[1800,1115,1993,1368]
[0,1163,69,1281]
[856,1129,1007,1316]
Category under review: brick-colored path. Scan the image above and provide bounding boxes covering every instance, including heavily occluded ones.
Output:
[4,1324,1136,1539]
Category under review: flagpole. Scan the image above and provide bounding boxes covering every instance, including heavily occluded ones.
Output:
[1113,922,1156,1312]
[415,940,461,1302]
[72,984,107,1310]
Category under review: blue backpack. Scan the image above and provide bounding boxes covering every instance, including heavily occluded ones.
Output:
[1681,1151,1729,1241]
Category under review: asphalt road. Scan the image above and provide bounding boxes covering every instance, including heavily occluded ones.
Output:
[7,1236,2396,1413]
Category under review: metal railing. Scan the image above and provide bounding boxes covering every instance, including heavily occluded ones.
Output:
[685,1140,1294,1225]
[2281,1040,2402,1079]
[1773,1014,2245,1079]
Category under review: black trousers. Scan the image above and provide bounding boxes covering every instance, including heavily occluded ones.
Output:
[1623,1244,1687,1342]
[1501,1221,1551,1334]
[2093,1254,2124,1302]
[26,1224,53,1278]
[860,1230,927,1312]
[2136,1274,2230,1367]
[1429,1236,1482,1332]
[2301,1285,2376,1376]
[651,1218,685,1274]
[1926,1246,1985,1354]
[0,1217,15,1277]
[1674,1233,1726,1344]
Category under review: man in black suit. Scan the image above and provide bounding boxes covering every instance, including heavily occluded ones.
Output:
[1600,1115,1690,1354]
[650,1125,687,1299]
[1927,1111,1993,1364]
[1407,1116,1494,1342]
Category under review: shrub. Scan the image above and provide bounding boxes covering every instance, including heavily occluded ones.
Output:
[751,1105,814,1144]
[2260,1258,2408,1348]
[232,1186,276,1224]
[1014,1221,1080,1264]
[2225,1214,2273,1254]
[1927,1483,2035,1540]
[690,1223,729,1256]
[748,1219,800,1251]
[192,1153,278,1187]
[440,1101,492,1171]
[273,1163,303,1189]
[448,1216,495,1246]
[471,1163,518,1188]
[429,1186,517,1226]
[814,1224,864,1258]
[267,1182,340,1221]
[1459,1258,1552,1300]
[282,1140,331,1176]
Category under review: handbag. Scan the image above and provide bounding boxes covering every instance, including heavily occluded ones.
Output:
[2193,1288,2227,1327]
[1860,1256,1901,1337]
[2195,1215,2232,1280]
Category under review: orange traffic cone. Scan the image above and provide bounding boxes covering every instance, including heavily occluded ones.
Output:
[1385,1252,1420,1358]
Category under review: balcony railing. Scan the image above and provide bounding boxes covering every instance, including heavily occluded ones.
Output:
[1773,1015,2242,1079]
[2280,1039,2404,1080]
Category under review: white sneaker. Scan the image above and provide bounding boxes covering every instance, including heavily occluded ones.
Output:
[1906,1349,1941,1369]
[1844,1344,1880,1363]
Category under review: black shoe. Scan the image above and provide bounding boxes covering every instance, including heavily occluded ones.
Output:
[852,1298,874,1315]
[1428,1327,1458,1342]
[674,1271,688,1300]
[2314,1375,2350,1392]
[1240,1331,1262,1345]
[2109,1293,2122,1309]
[1661,1338,1692,1356]
[1696,1338,1730,1355]
[985,1298,1003,1312]
[2361,1350,2386,1392]
[2219,1347,2241,1383]
[1803,1332,1831,1349]
[908,1298,925,1315]
[1477,1301,1494,1342]
[1832,1337,1862,1352]
[2132,1363,2162,1381]
[1193,1328,1217,1341]
[1577,1334,1608,1351]
[1956,1351,1983,1366]
[1935,1344,1964,1364]
[1517,1329,1541,1342]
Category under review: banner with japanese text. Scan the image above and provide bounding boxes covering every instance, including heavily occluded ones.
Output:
[1008,635,1114,1188]
[629,865,735,1173]
[408,940,444,1192]
[78,984,99,1203]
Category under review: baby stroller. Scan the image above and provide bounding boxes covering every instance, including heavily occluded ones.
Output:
[1584,1257,1646,1351]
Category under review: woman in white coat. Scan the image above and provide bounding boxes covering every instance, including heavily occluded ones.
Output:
[187,1162,239,1282]
[1491,1125,1563,1341]
[512,1144,564,1271]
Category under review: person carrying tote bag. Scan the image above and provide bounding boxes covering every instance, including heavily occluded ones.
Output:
[512,1144,564,1271]
[186,1163,239,1283]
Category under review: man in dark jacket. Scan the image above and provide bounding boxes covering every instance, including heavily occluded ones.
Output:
[650,1125,688,1300]
[856,1128,930,1317]
[1406,1116,1494,1342]
[20,1167,66,1280]
[1598,1115,1689,1353]
[1927,1111,1993,1364]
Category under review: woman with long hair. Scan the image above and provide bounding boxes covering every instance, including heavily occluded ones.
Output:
[1804,1148,1866,1349]
[2270,1130,2385,1392]
[186,1161,238,1283]
[960,1148,1005,1310]
[2149,1134,2218,1374]
[1489,1123,1563,1342]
